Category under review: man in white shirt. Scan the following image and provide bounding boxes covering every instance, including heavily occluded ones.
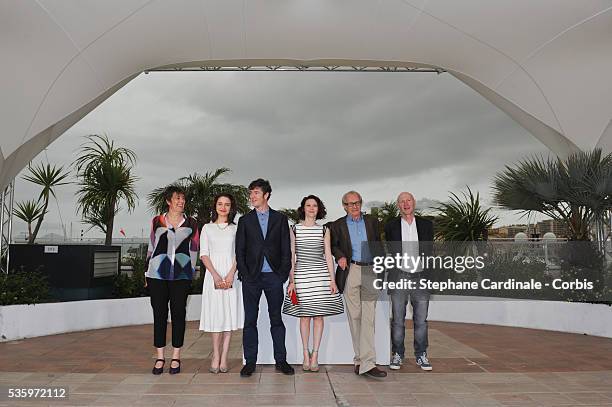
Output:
[383,192,434,371]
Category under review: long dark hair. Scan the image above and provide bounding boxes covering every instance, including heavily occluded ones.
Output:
[211,193,237,224]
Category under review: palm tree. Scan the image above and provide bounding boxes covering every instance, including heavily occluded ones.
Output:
[434,187,497,241]
[21,163,70,243]
[81,204,118,236]
[147,168,249,231]
[279,208,300,225]
[492,149,612,241]
[378,201,399,226]
[74,134,138,246]
[13,200,46,242]
[372,201,399,239]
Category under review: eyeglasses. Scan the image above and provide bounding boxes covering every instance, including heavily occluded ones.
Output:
[343,201,362,207]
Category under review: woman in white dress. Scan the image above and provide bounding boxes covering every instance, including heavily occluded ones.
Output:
[199,193,243,373]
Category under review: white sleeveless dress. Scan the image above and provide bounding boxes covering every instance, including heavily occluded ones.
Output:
[199,223,244,332]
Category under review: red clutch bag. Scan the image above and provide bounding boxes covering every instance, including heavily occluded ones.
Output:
[290,289,299,305]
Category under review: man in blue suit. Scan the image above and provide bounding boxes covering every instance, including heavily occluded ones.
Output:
[236,178,294,377]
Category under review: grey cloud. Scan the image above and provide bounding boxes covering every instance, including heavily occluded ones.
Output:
[416,198,439,213]
[11,71,548,238]
[363,200,385,209]
[124,72,544,192]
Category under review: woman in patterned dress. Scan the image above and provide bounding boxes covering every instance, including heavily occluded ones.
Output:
[283,195,344,372]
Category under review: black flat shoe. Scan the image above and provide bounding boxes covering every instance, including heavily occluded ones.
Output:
[240,363,256,377]
[152,359,165,375]
[168,359,181,375]
[275,361,295,375]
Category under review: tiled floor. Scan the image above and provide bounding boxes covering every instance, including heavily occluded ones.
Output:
[0,321,611,406]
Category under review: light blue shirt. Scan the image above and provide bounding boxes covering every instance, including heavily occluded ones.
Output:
[346,214,371,262]
[257,209,273,273]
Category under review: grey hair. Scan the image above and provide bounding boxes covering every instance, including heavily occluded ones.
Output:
[342,190,362,204]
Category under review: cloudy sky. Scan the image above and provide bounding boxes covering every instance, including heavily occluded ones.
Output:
[12,71,552,241]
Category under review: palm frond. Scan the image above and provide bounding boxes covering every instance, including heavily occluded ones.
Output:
[81,204,118,234]
[13,200,46,224]
[73,134,138,245]
[434,186,497,241]
[279,208,300,224]
[492,148,612,241]
[147,168,248,230]
[22,162,71,201]
[20,163,70,243]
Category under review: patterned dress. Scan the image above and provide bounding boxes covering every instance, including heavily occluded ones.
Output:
[282,224,344,317]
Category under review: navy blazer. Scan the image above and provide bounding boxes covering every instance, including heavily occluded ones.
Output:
[235,208,291,282]
[384,216,434,253]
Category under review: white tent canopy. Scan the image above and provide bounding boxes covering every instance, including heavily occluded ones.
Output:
[2,0,612,190]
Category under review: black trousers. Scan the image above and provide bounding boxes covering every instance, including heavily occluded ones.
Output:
[242,272,287,364]
[147,277,191,348]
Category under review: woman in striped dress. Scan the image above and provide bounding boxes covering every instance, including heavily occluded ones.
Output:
[283,195,344,372]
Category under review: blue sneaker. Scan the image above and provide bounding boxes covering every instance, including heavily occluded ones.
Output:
[416,353,432,371]
[389,353,402,370]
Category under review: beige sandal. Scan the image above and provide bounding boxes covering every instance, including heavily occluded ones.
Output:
[302,348,311,371]
[310,349,319,372]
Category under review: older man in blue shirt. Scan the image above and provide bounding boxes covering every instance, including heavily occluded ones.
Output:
[330,190,386,379]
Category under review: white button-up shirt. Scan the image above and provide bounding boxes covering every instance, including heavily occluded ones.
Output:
[401,217,421,273]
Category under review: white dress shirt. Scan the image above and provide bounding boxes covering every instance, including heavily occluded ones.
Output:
[401,216,422,273]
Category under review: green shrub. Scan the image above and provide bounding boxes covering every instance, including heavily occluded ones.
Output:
[112,272,138,299]
[0,267,51,305]
[434,242,612,304]
[113,256,207,298]
[557,243,611,305]
[112,255,148,298]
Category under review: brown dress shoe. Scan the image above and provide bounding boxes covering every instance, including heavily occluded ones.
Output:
[362,367,387,379]
[354,365,360,375]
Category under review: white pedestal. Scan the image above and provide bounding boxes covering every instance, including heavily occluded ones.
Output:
[251,290,390,365]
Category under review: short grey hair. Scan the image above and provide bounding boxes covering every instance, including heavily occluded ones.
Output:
[342,190,362,204]
[396,191,415,204]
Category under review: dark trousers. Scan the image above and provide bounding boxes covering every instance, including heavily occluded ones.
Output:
[390,285,430,357]
[241,272,287,364]
[147,277,191,348]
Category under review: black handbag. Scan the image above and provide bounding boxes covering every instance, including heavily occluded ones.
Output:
[335,264,349,293]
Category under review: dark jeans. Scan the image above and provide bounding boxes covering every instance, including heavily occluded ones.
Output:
[242,272,287,364]
[147,277,191,348]
[390,284,430,357]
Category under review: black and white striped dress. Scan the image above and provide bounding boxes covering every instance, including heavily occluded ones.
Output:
[282,224,344,317]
